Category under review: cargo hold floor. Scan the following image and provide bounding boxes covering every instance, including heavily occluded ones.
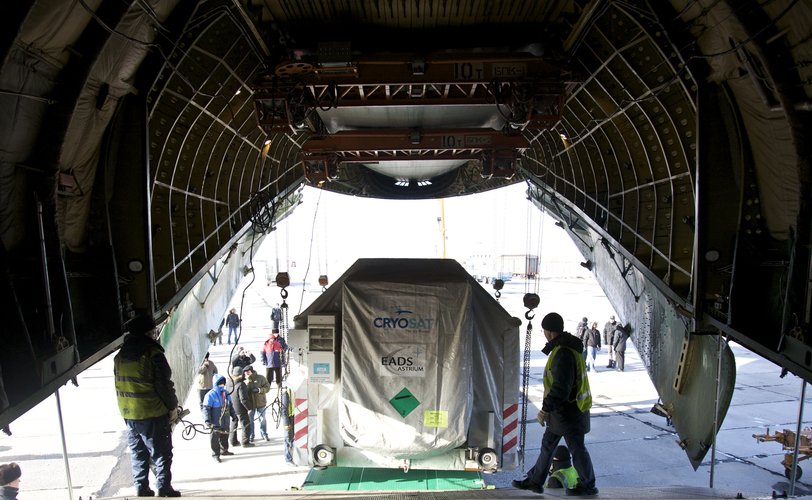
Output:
[300,468,488,491]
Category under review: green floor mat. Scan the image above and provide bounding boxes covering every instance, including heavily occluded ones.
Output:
[301,467,488,491]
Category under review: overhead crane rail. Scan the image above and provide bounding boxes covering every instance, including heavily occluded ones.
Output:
[252,53,574,134]
[301,128,528,183]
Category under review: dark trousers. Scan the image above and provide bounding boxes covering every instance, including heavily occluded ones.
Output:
[210,427,229,456]
[266,366,283,385]
[125,415,173,491]
[615,350,626,371]
[198,389,208,405]
[528,427,596,489]
[230,411,250,445]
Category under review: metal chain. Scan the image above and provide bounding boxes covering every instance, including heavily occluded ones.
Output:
[519,319,533,472]
[282,302,290,380]
[519,293,539,473]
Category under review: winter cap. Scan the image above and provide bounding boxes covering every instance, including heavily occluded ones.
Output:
[552,446,571,466]
[244,365,254,373]
[610,315,615,320]
[541,312,564,333]
[582,316,588,322]
[0,463,21,485]
[126,314,156,334]
[230,365,244,377]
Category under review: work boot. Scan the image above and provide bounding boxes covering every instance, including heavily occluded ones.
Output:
[512,477,543,494]
[221,450,234,456]
[565,485,599,496]
[137,486,155,497]
[243,442,255,447]
[157,487,182,497]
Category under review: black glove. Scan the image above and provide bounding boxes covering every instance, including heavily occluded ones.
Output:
[253,387,260,393]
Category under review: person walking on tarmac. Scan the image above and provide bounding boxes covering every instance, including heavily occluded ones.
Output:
[221,308,240,345]
[584,322,601,373]
[613,323,631,372]
[202,374,236,462]
[227,366,254,447]
[603,315,618,369]
[512,312,598,496]
[271,303,282,330]
[113,315,181,497]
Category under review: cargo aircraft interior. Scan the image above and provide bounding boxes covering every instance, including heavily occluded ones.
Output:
[0,0,810,474]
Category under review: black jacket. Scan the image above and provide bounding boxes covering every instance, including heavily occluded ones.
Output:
[230,350,256,369]
[541,331,591,436]
[613,324,630,352]
[584,327,601,348]
[227,376,253,415]
[1,486,18,499]
[225,312,240,328]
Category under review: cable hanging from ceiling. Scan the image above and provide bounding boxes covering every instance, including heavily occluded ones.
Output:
[298,188,326,316]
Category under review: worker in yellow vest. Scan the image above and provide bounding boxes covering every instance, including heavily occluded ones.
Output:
[114,315,181,498]
[513,312,598,496]
[546,445,579,489]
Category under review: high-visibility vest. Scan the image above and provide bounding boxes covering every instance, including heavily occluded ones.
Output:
[548,465,579,488]
[114,348,168,420]
[544,345,592,412]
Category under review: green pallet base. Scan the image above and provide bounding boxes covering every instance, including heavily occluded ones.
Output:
[301,467,487,491]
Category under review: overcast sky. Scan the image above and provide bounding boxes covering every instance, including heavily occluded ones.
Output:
[256,182,584,280]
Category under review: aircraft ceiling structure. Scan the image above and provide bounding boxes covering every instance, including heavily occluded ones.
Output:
[0,0,809,470]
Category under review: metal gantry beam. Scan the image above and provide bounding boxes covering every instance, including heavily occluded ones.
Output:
[252,53,573,133]
[300,128,528,183]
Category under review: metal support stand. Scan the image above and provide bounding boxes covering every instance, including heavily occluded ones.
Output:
[709,332,726,488]
[55,389,74,500]
[789,380,807,497]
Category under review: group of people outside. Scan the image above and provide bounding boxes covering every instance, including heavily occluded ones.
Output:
[575,314,631,373]
[195,317,291,464]
[113,299,627,498]
[113,303,294,497]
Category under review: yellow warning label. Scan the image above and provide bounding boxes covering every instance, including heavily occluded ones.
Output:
[423,410,448,428]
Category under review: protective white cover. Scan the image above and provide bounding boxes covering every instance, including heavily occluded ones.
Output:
[339,280,473,459]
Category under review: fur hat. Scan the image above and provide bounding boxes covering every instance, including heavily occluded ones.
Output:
[541,312,564,333]
[230,365,244,377]
[0,463,21,485]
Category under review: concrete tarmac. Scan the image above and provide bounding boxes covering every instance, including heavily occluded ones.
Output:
[3,278,811,499]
